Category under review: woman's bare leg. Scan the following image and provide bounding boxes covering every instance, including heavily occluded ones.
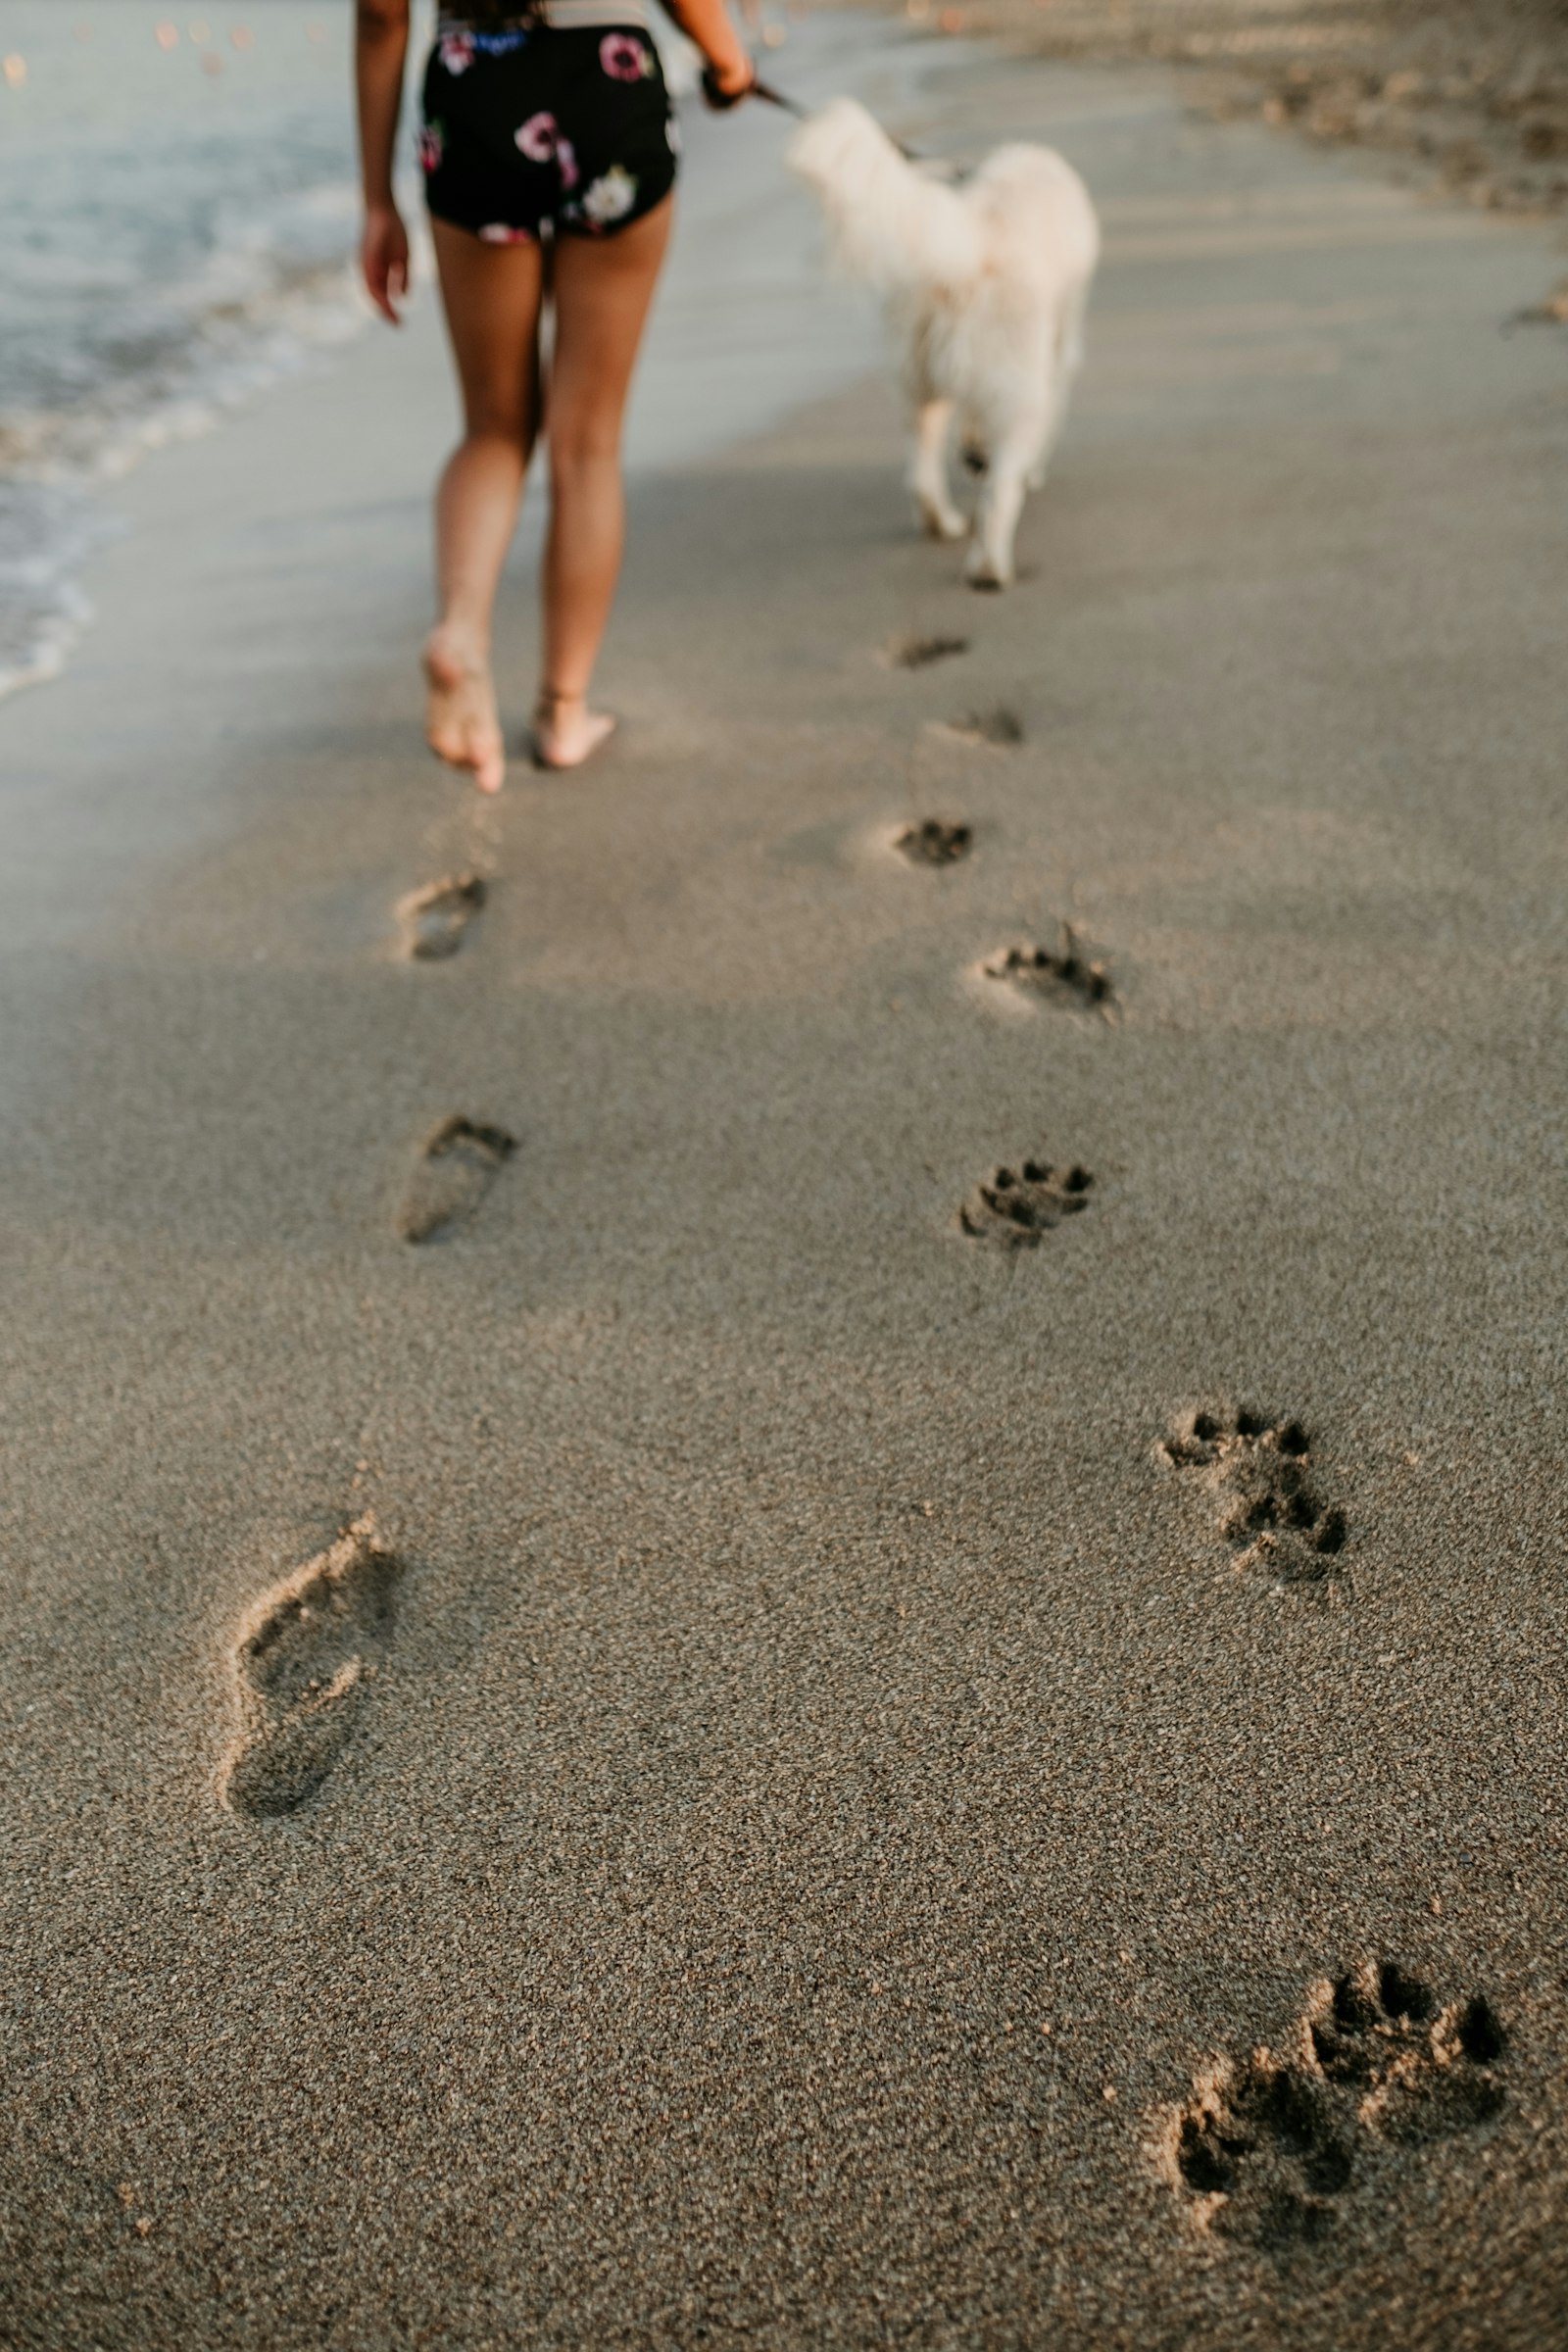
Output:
[426,219,546,794]
[535,196,673,770]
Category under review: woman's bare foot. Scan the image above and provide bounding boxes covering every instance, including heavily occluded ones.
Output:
[423,625,505,796]
[532,691,616,772]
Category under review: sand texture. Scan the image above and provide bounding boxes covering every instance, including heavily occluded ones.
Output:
[1,15,1566,2347]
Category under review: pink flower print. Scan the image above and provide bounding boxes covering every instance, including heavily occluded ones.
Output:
[438,30,474,74]
[514,112,580,188]
[514,110,560,165]
[599,31,652,81]
[479,222,533,244]
[417,123,444,174]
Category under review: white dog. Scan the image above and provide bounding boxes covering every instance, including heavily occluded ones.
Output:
[787,98,1099,587]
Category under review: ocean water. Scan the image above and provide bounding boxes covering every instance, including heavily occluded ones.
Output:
[0,0,421,700]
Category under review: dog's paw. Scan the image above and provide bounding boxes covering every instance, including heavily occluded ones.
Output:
[965,550,1012,591]
[917,502,969,544]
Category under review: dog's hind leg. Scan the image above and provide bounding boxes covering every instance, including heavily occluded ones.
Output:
[1030,287,1089,488]
[966,422,1040,589]
[910,399,966,542]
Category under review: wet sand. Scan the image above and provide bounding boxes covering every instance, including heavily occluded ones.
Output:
[2,15,1566,2348]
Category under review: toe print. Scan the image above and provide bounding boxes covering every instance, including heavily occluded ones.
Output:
[983,926,1112,1008]
[957,1158,1093,1246]
[397,1114,515,1244]
[896,818,971,865]
[1170,1961,1508,2250]
[223,1519,401,1820]
[1160,1407,1347,1582]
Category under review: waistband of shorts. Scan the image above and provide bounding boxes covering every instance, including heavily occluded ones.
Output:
[437,2,653,30]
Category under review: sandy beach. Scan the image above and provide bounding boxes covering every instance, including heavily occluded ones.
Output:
[2,11,1567,2345]
[923,0,1568,225]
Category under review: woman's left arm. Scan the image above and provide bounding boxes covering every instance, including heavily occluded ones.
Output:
[356,0,413,325]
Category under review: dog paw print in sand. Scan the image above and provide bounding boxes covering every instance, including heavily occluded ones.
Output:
[1173,2049,1353,2249]
[397,1114,515,1244]
[398,872,486,961]
[223,1518,402,1820]
[896,818,972,866]
[881,632,969,670]
[957,1157,1093,1246]
[1309,1962,1508,2143]
[1160,1407,1347,1582]
[983,925,1111,1009]
[1170,1960,1508,2250]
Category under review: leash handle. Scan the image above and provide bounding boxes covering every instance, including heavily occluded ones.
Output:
[701,62,807,117]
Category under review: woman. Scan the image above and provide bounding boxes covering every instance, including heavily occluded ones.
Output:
[355,0,754,786]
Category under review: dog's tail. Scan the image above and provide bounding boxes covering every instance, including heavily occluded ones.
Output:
[787,98,981,294]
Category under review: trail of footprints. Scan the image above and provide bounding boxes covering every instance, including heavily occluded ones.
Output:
[392,867,514,1235]
[1173,1961,1509,2250]
[224,497,1508,2271]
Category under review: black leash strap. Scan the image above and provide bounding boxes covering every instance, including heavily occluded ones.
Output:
[701,65,924,161]
[702,64,805,116]
[752,75,808,119]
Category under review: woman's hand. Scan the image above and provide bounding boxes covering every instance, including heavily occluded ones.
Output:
[701,54,756,108]
[362,203,411,325]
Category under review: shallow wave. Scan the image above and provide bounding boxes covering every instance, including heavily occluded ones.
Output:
[0,5,378,703]
[0,226,372,700]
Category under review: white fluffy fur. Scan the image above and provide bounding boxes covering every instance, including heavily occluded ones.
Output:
[787,98,1100,586]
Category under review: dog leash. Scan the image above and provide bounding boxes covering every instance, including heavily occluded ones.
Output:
[702,64,924,160]
[703,64,805,118]
[751,74,809,121]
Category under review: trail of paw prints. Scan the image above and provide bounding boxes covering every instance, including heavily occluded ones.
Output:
[1160,1407,1347,1583]
[896,818,972,866]
[397,1114,515,1244]
[984,925,1111,1008]
[1170,1960,1508,2250]
[958,1157,1093,1246]
[881,632,969,670]
[398,872,487,960]
[223,1518,401,1820]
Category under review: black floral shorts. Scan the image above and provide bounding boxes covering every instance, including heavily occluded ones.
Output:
[419,21,678,243]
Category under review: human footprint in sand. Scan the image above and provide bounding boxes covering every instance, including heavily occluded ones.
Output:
[356,0,758,788]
